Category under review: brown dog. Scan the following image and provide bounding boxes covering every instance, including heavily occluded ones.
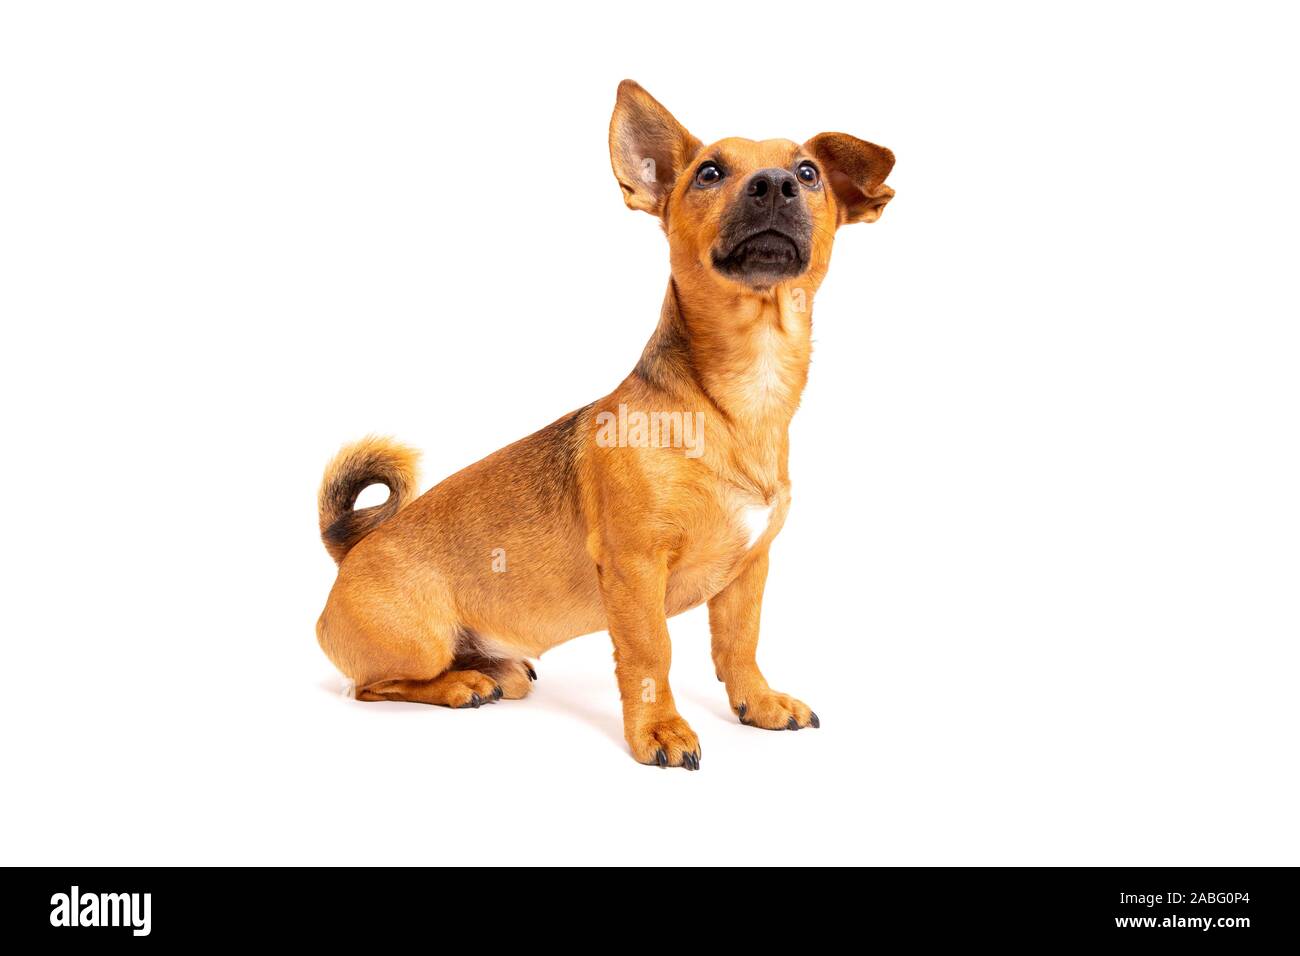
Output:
[315,81,894,769]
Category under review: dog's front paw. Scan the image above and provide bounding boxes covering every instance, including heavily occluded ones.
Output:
[627,714,702,770]
[735,690,819,731]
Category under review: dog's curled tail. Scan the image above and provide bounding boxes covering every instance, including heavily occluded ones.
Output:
[318,436,420,564]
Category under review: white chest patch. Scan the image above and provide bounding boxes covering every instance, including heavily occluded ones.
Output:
[741,502,775,549]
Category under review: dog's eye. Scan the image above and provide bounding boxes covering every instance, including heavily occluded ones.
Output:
[796,161,820,187]
[695,162,724,187]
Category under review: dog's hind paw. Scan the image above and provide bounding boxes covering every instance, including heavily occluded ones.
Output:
[480,658,535,700]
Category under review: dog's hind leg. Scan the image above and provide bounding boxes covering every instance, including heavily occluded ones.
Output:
[356,670,504,708]
[318,560,504,708]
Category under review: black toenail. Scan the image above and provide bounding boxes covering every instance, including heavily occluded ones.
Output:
[737,703,748,720]
[786,716,799,730]
[469,693,482,708]
[655,748,668,768]
[525,664,537,681]
[810,711,820,728]
[492,685,503,700]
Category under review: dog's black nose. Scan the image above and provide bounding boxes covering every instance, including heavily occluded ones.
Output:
[745,168,799,206]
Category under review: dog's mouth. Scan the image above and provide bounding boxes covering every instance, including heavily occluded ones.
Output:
[711,229,808,284]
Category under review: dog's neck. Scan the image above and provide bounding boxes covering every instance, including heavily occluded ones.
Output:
[637,279,812,420]
[634,279,812,488]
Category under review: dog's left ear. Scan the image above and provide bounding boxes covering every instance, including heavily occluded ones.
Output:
[803,133,896,225]
[609,80,702,216]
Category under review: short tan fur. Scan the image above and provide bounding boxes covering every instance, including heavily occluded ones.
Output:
[316,81,895,769]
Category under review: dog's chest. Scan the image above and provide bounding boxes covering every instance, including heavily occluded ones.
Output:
[665,486,789,613]
[738,500,776,549]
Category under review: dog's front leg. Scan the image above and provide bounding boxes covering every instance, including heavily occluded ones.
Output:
[708,549,820,731]
[598,552,701,770]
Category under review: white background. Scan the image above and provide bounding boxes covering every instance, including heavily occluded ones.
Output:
[2,2,1296,866]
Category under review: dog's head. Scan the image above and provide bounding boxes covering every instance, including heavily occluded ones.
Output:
[609,80,894,294]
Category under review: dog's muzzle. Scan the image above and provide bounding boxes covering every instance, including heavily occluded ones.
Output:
[711,167,813,286]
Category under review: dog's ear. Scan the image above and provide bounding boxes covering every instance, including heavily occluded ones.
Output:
[803,133,895,225]
[609,80,702,216]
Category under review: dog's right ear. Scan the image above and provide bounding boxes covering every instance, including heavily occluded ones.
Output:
[609,80,702,216]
